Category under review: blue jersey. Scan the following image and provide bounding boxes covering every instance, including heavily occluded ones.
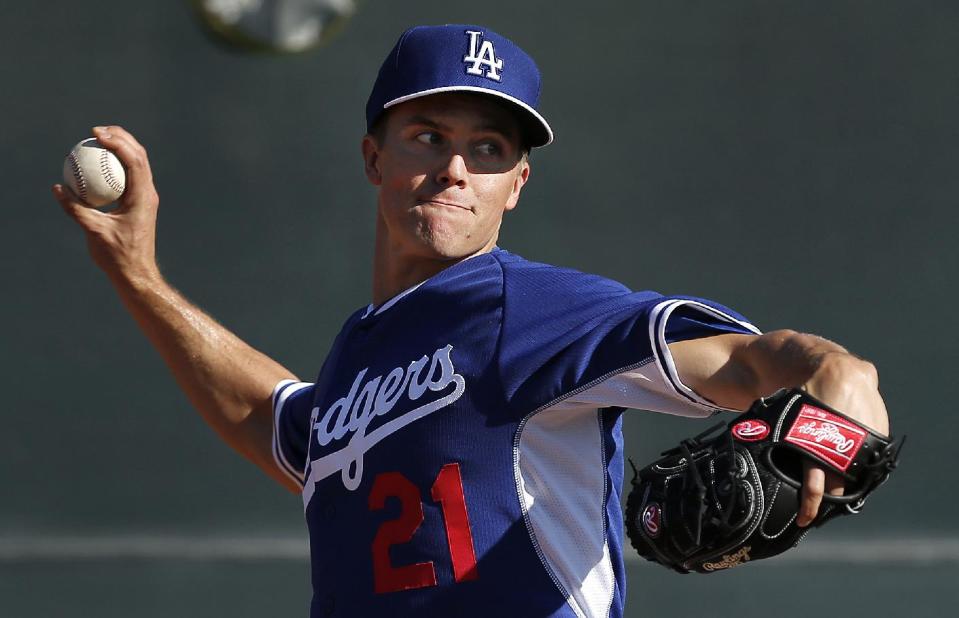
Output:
[272,249,758,618]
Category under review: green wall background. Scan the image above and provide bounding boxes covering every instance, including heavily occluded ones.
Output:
[2,1,956,615]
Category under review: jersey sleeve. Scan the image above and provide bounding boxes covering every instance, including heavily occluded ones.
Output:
[271,379,316,487]
[559,297,761,416]
[496,255,760,417]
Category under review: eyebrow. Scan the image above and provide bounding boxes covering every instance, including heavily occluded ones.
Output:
[402,115,517,139]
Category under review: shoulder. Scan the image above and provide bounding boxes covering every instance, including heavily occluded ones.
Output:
[491,248,635,298]
[492,249,667,348]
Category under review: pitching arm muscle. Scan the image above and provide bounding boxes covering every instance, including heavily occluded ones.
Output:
[668,330,887,433]
[115,273,299,492]
[52,125,300,493]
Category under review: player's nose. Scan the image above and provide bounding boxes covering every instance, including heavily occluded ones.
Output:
[435,153,468,188]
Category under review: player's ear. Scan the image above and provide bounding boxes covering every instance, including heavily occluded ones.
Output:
[361,135,382,185]
[504,155,530,212]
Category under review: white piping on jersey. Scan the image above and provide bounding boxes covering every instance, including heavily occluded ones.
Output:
[361,251,490,318]
[271,380,313,486]
[649,299,761,411]
[362,281,426,318]
[596,408,614,618]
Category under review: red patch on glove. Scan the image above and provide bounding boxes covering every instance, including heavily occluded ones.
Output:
[732,419,770,442]
[784,404,866,471]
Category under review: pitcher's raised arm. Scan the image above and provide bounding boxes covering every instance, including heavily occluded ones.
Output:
[53,125,300,493]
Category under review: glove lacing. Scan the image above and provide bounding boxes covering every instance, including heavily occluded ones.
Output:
[674,422,742,549]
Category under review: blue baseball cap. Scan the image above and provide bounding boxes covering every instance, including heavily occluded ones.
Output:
[366,24,553,148]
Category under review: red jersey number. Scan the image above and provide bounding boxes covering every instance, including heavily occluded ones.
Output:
[368,463,479,594]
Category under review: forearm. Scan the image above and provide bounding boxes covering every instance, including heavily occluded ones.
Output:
[110,266,297,463]
[755,331,887,433]
[673,330,888,434]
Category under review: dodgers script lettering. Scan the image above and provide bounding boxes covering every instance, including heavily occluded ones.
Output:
[302,345,466,506]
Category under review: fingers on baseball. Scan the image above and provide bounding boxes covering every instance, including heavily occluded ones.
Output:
[92,125,158,208]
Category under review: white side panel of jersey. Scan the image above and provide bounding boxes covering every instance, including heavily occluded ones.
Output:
[554,363,717,417]
[515,406,613,618]
[512,300,762,615]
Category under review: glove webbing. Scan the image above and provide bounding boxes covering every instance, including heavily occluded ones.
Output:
[674,422,740,550]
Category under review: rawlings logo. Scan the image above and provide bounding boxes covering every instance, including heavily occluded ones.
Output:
[785,404,866,472]
[642,503,662,538]
[702,546,752,572]
[302,345,466,503]
[732,419,770,442]
[794,422,856,453]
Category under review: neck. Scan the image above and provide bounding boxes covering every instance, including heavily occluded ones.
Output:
[371,212,498,305]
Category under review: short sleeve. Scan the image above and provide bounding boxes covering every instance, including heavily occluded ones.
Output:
[494,254,759,416]
[556,298,761,417]
[271,379,316,487]
[650,297,761,412]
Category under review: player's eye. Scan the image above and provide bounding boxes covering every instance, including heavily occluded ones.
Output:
[415,131,442,145]
[474,141,502,157]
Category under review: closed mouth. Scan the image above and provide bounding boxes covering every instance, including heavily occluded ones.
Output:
[418,199,472,211]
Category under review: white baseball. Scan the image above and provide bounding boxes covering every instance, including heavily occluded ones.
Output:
[62,138,126,208]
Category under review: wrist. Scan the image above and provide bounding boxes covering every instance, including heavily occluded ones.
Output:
[801,353,885,432]
[803,352,877,393]
[106,260,164,294]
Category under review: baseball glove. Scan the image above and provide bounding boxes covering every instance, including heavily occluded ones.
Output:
[625,388,902,574]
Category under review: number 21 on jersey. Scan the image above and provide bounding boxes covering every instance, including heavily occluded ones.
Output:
[368,462,479,594]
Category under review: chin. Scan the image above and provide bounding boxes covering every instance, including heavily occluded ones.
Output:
[416,239,474,261]
[410,219,477,259]
[412,231,488,263]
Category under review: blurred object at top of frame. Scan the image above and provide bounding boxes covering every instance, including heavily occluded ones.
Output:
[191,0,358,54]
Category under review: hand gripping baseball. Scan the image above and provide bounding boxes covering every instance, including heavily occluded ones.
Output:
[624,388,903,574]
[53,126,161,282]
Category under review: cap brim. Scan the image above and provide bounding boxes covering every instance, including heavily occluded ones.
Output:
[384,85,553,148]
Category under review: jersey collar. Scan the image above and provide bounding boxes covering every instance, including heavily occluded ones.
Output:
[361,248,502,319]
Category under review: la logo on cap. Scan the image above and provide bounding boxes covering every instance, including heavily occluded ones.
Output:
[365,24,554,147]
[464,30,503,81]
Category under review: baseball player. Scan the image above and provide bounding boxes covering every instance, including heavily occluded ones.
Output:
[52,24,890,618]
